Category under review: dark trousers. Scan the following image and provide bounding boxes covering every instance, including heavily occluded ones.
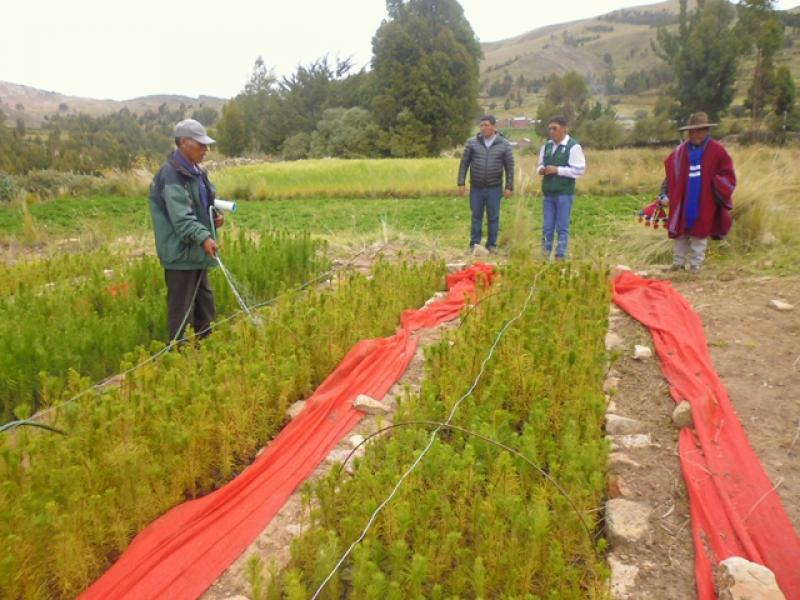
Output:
[469,185,503,248]
[165,269,216,341]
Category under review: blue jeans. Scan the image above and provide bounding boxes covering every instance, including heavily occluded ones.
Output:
[542,194,574,258]
[470,186,502,248]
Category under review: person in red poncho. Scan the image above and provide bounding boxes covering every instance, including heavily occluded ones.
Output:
[660,112,736,273]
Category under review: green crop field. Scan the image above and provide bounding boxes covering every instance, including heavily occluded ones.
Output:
[1,146,798,598]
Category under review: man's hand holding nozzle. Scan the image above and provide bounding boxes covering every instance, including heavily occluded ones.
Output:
[214,210,225,229]
[203,237,218,258]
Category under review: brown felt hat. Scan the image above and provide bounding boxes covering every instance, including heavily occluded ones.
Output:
[678,112,718,131]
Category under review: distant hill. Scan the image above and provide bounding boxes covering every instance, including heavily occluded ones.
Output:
[0,81,227,128]
[479,0,800,119]
[480,1,687,89]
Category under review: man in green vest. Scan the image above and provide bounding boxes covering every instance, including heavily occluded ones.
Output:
[536,115,586,260]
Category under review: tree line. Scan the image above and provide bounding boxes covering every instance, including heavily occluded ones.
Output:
[0,104,218,176]
[213,0,481,159]
[1,0,799,178]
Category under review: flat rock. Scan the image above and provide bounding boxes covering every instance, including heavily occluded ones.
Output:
[608,433,654,450]
[326,448,352,463]
[606,414,646,435]
[325,448,356,473]
[613,264,632,273]
[761,231,778,246]
[608,555,639,599]
[716,556,786,600]
[286,400,306,420]
[609,452,642,470]
[607,473,633,498]
[353,394,391,415]
[768,299,794,312]
[424,291,448,306]
[604,376,621,394]
[605,499,651,546]
[633,345,653,360]
[446,262,467,273]
[672,401,694,429]
[349,434,366,449]
[605,332,625,351]
[284,523,303,536]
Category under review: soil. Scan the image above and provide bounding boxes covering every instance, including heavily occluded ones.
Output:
[607,269,800,599]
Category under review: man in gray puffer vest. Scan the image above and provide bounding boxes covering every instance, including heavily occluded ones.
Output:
[457,115,515,253]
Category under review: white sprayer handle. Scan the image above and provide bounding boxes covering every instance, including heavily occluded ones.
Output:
[214,199,237,212]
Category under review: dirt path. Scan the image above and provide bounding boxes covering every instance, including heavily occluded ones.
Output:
[673,274,800,529]
[607,270,800,599]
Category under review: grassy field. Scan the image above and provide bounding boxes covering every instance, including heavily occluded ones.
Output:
[0,193,644,258]
[212,158,457,200]
[1,145,798,271]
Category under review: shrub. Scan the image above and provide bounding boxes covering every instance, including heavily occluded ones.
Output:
[0,231,329,421]
[282,132,312,161]
[580,117,626,148]
[0,172,17,202]
[0,259,445,598]
[14,169,101,199]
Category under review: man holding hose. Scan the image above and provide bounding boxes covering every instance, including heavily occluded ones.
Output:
[149,118,224,341]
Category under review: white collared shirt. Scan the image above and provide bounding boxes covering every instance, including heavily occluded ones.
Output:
[537,134,586,179]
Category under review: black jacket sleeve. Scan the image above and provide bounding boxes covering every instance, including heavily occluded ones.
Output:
[457,141,472,186]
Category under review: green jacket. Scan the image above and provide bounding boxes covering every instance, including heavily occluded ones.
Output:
[149,152,217,270]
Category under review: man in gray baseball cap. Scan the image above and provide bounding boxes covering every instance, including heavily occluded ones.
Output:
[149,118,223,341]
[174,118,216,145]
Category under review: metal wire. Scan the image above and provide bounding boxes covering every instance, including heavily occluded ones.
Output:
[332,419,595,544]
[0,247,367,434]
[310,267,546,600]
[215,254,259,325]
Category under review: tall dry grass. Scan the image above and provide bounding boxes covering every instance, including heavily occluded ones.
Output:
[611,145,800,269]
[5,144,796,267]
[514,148,668,197]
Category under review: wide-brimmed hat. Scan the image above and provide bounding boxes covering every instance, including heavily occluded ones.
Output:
[174,119,215,145]
[678,112,718,131]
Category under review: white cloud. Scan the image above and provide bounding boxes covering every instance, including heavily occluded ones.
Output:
[1,0,795,100]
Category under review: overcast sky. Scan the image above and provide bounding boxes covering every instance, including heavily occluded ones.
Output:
[2,0,796,100]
